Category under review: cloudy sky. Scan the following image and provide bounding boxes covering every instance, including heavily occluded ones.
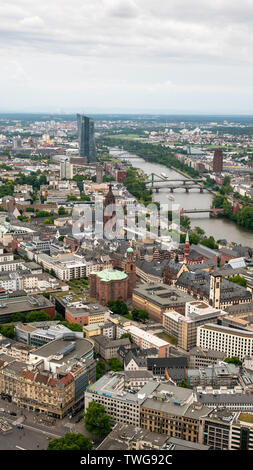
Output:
[1,0,253,114]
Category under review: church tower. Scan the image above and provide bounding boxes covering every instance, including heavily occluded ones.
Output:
[124,243,136,297]
[209,273,222,309]
[103,184,116,235]
[184,231,190,262]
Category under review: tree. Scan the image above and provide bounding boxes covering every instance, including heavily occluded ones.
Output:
[96,361,106,380]
[131,308,149,322]
[108,357,123,371]
[120,333,133,343]
[237,206,253,230]
[180,215,191,230]
[178,379,189,388]
[107,299,129,316]
[84,402,111,436]
[0,324,15,339]
[47,433,92,450]
[54,312,64,321]
[200,236,218,250]
[10,313,26,322]
[194,226,205,236]
[25,310,51,323]
[212,194,226,209]
[58,206,67,216]
[224,357,242,367]
[227,275,247,288]
[189,233,200,245]
[59,321,83,332]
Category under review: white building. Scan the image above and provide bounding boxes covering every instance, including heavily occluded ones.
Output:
[118,324,169,357]
[197,323,253,360]
[37,253,87,280]
[60,158,73,180]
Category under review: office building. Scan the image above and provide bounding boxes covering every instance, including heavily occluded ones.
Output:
[85,372,159,427]
[140,383,211,443]
[96,164,103,184]
[97,422,210,450]
[132,283,194,323]
[118,324,170,358]
[200,409,253,450]
[163,301,225,352]
[186,362,240,388]
[213,149,223,173]
[197,323,253,360]
[77,114,96,163]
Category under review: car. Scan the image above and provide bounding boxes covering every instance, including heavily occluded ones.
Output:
[10,412,17,416]
[17,424,24,429]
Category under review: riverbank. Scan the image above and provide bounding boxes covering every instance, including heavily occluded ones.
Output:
[109,147,253,246]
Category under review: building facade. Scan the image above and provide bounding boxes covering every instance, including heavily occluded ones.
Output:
[77,114,96,163]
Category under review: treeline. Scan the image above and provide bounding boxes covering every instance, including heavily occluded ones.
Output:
[123,167,153,204]
[101,137,200,178]
[213,194,253,230]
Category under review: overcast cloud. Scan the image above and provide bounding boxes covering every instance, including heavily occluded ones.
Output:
[1,0,253,113]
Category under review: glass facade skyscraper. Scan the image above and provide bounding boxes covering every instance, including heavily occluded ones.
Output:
[77,114,97,163]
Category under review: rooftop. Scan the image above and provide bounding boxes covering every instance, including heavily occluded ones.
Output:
[133,283,194,307]
[30,337,93,362]
[91,269,128,282]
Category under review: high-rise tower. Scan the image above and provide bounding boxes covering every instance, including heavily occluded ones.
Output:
[77,114,97,163]
[213,149,223,173]
[60,158,73,179]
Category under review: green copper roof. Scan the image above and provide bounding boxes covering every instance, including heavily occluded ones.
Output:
[91,269,128,282]
[185,231,189,242]
[127,247,134,252]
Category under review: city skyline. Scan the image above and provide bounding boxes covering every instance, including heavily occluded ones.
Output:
[1,0,253,114]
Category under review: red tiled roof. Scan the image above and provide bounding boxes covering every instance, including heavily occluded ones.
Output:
[34,373,49,385]
[48,378,58,387]
[22,370,35,381]
[60,373,74,386]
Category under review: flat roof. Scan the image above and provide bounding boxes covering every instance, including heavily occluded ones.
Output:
[200,323,253,338]
[0,295,54,317]
[124,325,169,348]
[30,337,93,362]
[87,372,159,404]
[133,283,194,307]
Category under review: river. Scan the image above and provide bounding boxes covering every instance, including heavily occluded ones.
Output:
[110,148,253,247]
